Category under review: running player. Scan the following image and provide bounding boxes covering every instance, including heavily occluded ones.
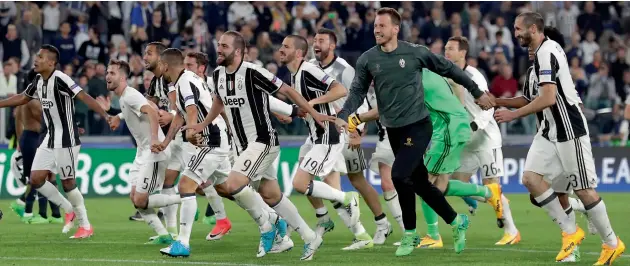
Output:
[494,12,625,264]
[308,28,392,249]
[443,36,520,245]
[336,8,493,257]
[0,45,109,238]
[185,31,333,260]
[105,59,181,244]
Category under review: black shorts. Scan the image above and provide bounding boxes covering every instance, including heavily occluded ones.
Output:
[386,117,433,180]
[19,130,43,180]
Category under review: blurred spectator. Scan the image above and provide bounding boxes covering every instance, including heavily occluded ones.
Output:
[130,27,148,55]
[289,4,315,36]
[484,16,514,58]
[408,26,421,44]
[186,7,209,52]
[172,27,197,50]
[270,2,292,37]
[17,9,42,58]
[111,41,131,63]
[469,26,491,58]
[228,1,257,30]
[1,24,29,69]
[74,14,90,50]
[138,70,153,95]
[570,57,589,97]
[586,63,620,110]
[0,2,16,34]
[42,2,67,45]
[430,39,443,54]
[106,2,124,39]
[611,48,630,100]
[291,2,320,22]
[256,32,274,64]
[490,64,518,98]
[400,9,414,41]
[565,32,584,63]
[315,8,344,45]
[75,75,89,129]
[344,12,363,52]
[253,2,273,35]
[127,55,144,90]
[247,46,263,67]
[159,2,178,35]
[265,62,278,75]
[581,30,600,65]
[147,9,171,46]
[443,13,466,43]
[577,2,603,39]
[359,9,376,51]
[468,8,482,42]
[491,31,511,62]
[585,51,603,77]
[78,27,107,65]
[85,62,108,135]
[130,2,153,33]
[205,2,229,34]
[240,24,256,46]
[53,22,77,67]
[557,2,580,44]
[0,59,17,97]
[63,64,74,78]
[421,8,445,45]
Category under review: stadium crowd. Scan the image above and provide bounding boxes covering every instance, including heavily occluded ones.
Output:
[1,1,630,145]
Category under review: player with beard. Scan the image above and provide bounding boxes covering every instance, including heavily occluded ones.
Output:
[105,59,181,244]
[185,31,335,260]
[307,28,393,249]
[493,12,625,264]
[335,8,494,257]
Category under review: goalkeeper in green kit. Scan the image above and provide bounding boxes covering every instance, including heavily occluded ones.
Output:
[335,7,495,257]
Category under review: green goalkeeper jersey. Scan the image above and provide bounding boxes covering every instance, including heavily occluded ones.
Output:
[422,69,471,143]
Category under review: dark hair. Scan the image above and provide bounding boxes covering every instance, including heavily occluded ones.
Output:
[376,7,401,26]
[147,41,167,54]
[186,51,209,68]
[224,31,246,56]
[183,26,193,36]
[517,12,544,32]
[108,59,130,77]
[447,36,470,52]
[161,48,184,66]
[287,35,309,57]
[40,44,60,64]
[316,28,338,45]
[496,30,504,37]
[89,26,100,36]
[543,26,565,48]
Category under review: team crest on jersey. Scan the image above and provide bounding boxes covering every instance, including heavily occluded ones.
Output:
[219,85,225,91]
[399,59,405,68]
[237,77,244,90]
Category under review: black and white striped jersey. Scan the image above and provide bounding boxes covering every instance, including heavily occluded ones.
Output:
[533,37,588,142]
[365,86,387,141]
[522,66,545,129]
[291,61,339,145]
[174,69,227,150]
[23,70,81,148]
[146,75,174,111]
[212,61,281,153]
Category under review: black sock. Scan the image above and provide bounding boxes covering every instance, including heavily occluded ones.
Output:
[38,192,48,218]
[205,203,214,217]
[24,186,38,214]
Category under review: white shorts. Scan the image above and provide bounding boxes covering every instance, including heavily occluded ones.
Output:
[181,144,231,186]
[233,142,280,181]
[341,133,367,174]
[300,143,346,177]
[166,135,184,172]
[457,147,505,179]
[32,145,80,180]
[369,138,395,173]
[130,161,167,194]
[525,134,598,191]
[299,138,346,175]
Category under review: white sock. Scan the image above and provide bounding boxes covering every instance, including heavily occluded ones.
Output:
[24,212,33,217]
[272,195,316,242]
[16,198,25,205]
[162,187,179,229]
[535,188,575,234]
[334,202,366,236]
[501,194,518,235]
[383,190,404,231]
[569,197,586,213]
[36,182,72,213]
[66,188,90,228]
[203,186,227,220]
[255,191,278,221]
[307,181,346,203]
[233,186,272,232]
[147,194,181,208]
[585,199,618,247]
[178,195,196,247]
[139,208,168,236]
[565,206,576,226]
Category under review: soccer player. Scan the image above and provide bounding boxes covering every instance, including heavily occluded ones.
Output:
[443,36,520,245]
[185,31,334,260]
[494,12,625,264]
[105,59,182,244]
[309,28,392,248]
[335,8,494,257]
[0,45,109,238]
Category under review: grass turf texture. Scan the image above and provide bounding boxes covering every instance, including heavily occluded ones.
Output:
[0,193,628,266]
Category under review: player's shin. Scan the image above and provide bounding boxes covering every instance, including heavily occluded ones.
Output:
[501,194,518,235]
[534,188,576,234]
[147,194,181,208]
[232,185,272,232]
[582,196,618,248]
[161,184,179,233]
[66,187,90,228]
[178,193,197,247]
[202,185,227,220]
[138,207,169,237]
[295,171,346,203]
[272,195,316,242]
[33,180,72,213]
[383,190,404,231]
[420,201,440,241]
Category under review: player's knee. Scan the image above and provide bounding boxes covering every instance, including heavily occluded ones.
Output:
[61,179,76,192]
[292,178,309,195]
[178,177,197,194]
[573,188,599,205]
[132,195,148,209]
[29,171,48,187]
[214,184,231,198]
[381,178,394,191]
[521,171,543,189]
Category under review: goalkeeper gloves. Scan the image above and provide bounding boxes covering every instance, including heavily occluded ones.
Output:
[348,113,362,133]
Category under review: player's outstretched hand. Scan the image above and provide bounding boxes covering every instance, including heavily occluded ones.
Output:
[297,107,307,118]
[78,127,86,135]
[494,108,517,123]
[334,117,349,133]
[312,113,337,129]
[95,96,111,111]
[150,139,161,153]
[475,92,495,110]
[158,110,173,127]
[348,131,362,150]
[274,113,293,124]
[181,124,203,135]
[107,115,121,130]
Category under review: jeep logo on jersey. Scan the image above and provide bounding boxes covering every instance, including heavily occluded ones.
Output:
[222,96,246,107]
[41,99,54,108]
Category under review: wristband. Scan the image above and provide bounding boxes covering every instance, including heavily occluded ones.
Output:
[290,105,298,117]
[117,112,124,120]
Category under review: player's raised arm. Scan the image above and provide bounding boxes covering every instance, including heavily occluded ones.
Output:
[268,96,299,117]
[0,76,38,108]
[304,64,347,106]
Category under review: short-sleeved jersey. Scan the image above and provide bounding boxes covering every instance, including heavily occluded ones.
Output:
[212,61,282,153]
[533,37,588,142]
[523,66,545,129]
[365,86,387,141]
[462,65,502,150]
[146,75,175,111]
[23,70,82,148]
[120,87,168,163]
[291,61,339,144]
[309,56,354,111]
[174,69,227,150]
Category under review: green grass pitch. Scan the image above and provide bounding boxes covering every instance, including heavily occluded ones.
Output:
[0,193,628,266]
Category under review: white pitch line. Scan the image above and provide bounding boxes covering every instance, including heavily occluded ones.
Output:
[468,247,630,258]
[0,256,282,266]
